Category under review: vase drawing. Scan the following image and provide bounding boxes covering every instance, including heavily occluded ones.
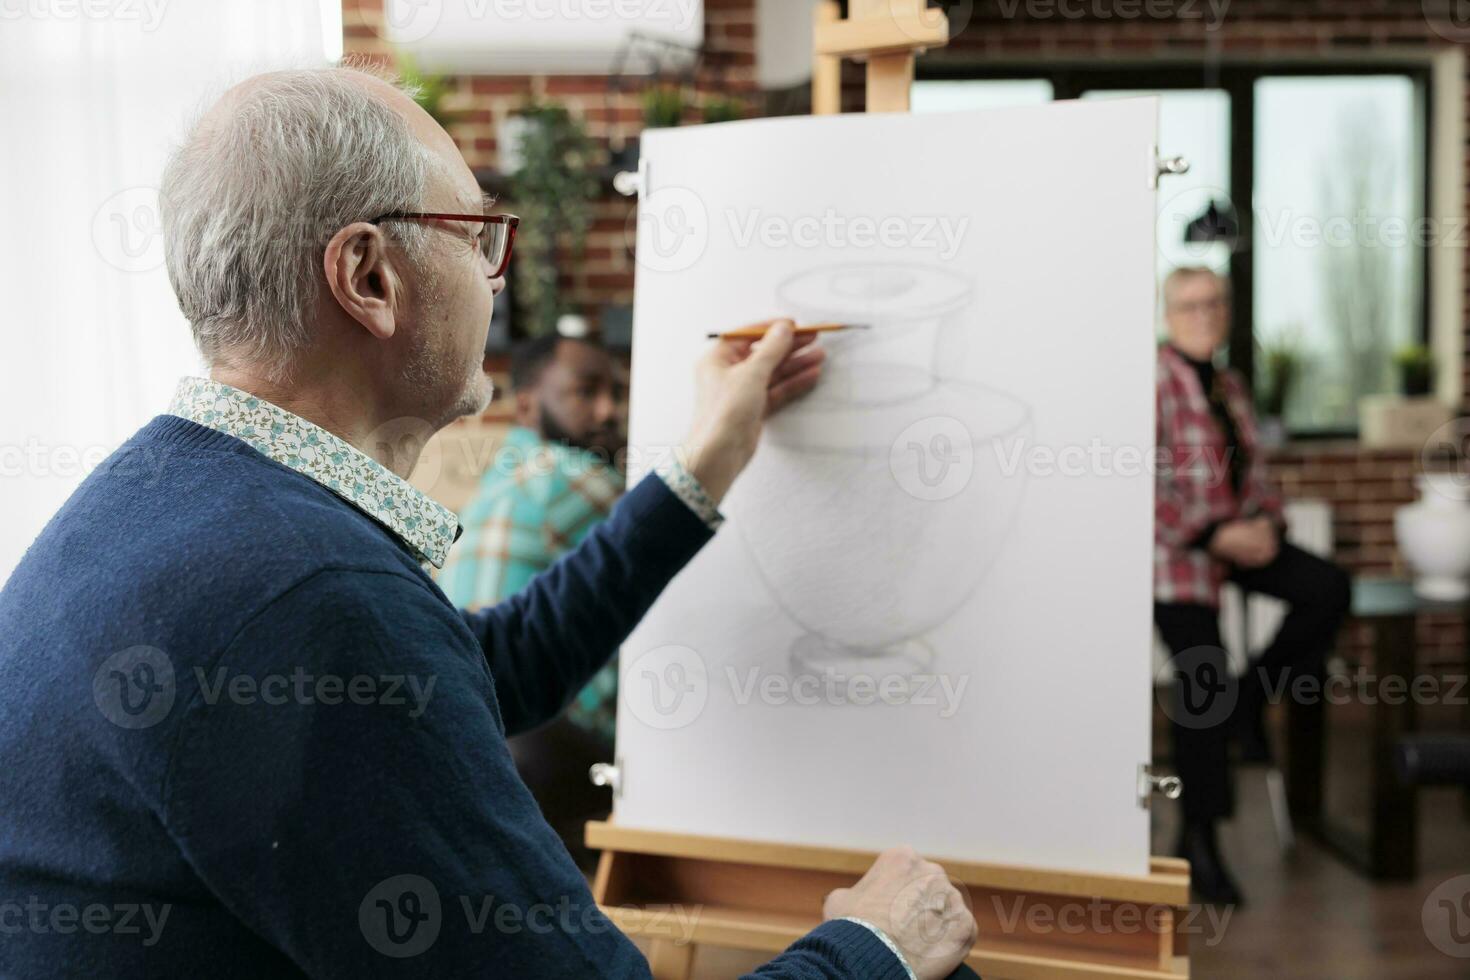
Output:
[722,263,1032,693]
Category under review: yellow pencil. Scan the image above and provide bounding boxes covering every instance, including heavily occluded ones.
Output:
[706,322,870,340]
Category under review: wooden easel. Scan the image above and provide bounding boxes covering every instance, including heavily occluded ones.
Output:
[811,0,948,115]
[588,822,1190,979]
[589,5,1192,976]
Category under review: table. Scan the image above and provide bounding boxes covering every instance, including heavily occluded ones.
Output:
[1282,577,1463,879]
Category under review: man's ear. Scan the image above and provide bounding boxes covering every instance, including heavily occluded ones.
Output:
[323,222,400,341]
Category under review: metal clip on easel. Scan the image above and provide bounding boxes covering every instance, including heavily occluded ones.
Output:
[1138,763,1184,808]
[1151,147,1191,188]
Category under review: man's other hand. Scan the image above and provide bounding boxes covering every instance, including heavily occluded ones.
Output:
[823,845,977,980]
[680,319,825,504]
[1209,517,1279,568]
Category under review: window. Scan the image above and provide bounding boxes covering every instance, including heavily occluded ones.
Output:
[913,66,1431,437]
[911,79,1054,113]
[1253,77,1425,431]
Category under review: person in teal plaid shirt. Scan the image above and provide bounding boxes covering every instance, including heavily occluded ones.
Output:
[438,333,626,867]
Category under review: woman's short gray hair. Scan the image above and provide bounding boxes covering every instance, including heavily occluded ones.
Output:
[1160,266,1230,310]
[160,65,439,379]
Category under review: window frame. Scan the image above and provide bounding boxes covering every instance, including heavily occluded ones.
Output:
[913,61,1433,439]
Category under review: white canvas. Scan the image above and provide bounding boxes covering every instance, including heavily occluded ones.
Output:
[616,98,1159,877]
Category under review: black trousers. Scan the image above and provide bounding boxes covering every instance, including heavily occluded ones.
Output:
[1154,542,1351,824]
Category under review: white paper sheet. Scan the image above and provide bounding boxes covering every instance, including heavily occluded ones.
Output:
[616,98,1159,877]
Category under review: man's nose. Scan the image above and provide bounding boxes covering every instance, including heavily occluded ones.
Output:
[489,275,507,296]
[595,392,617,423]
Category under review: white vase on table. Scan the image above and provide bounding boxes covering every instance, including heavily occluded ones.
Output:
[1395,473,1470,600]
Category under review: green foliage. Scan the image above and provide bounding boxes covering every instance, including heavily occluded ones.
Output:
[1256,331,1300,418]
[701,96,743,125]
[642,85,686,128]
[1394,343,1435,396]
[1393,343,1433,371]
[507,102,602,337]
[396,54,457,129]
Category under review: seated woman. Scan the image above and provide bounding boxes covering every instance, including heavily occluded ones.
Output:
[1154,266,1351,906]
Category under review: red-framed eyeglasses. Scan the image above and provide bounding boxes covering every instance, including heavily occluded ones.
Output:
[370,212,519,278]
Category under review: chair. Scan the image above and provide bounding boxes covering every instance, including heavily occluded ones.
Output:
[1153,499,1335,853]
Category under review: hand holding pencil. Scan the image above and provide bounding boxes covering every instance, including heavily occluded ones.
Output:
[678,320,827,504]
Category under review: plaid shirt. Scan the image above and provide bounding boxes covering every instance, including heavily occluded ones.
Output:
[1155,345,1283,608]
[437,426,625,739]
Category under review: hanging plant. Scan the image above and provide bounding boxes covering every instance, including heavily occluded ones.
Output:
[506,102,602,338]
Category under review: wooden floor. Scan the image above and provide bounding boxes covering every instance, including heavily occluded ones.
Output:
[1152,774,1470,978]
[646,711,1470,978]
[1168,702,1470,980]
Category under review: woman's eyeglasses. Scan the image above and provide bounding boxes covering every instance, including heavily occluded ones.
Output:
[370,212,519,278]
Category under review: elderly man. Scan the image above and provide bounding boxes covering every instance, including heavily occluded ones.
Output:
[0,67,974,979]
[1154,266,1350,907]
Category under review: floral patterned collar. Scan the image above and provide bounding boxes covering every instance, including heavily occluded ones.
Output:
[167,377,461,568]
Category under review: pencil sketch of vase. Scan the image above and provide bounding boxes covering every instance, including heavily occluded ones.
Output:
[722,263,1032,695]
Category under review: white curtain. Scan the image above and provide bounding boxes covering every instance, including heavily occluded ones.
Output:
[0,1,340,584]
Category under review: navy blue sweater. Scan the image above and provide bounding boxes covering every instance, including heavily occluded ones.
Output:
[0,416,905,979]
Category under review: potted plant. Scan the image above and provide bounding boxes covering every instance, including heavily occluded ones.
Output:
[1395,343,1435,397]
[642,84,686,129]
[1255,335,1299,427]
[1360,343,1451,447]
[701,96,743,125]
[506,101,601,337]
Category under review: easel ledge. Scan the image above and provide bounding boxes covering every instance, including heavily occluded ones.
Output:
[587,821,1191,980]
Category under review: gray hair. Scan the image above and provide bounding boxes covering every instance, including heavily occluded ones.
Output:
[1160,265,1230,310]
[160,65,440,379]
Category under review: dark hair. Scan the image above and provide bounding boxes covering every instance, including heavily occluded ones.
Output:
[509,334,601,391]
